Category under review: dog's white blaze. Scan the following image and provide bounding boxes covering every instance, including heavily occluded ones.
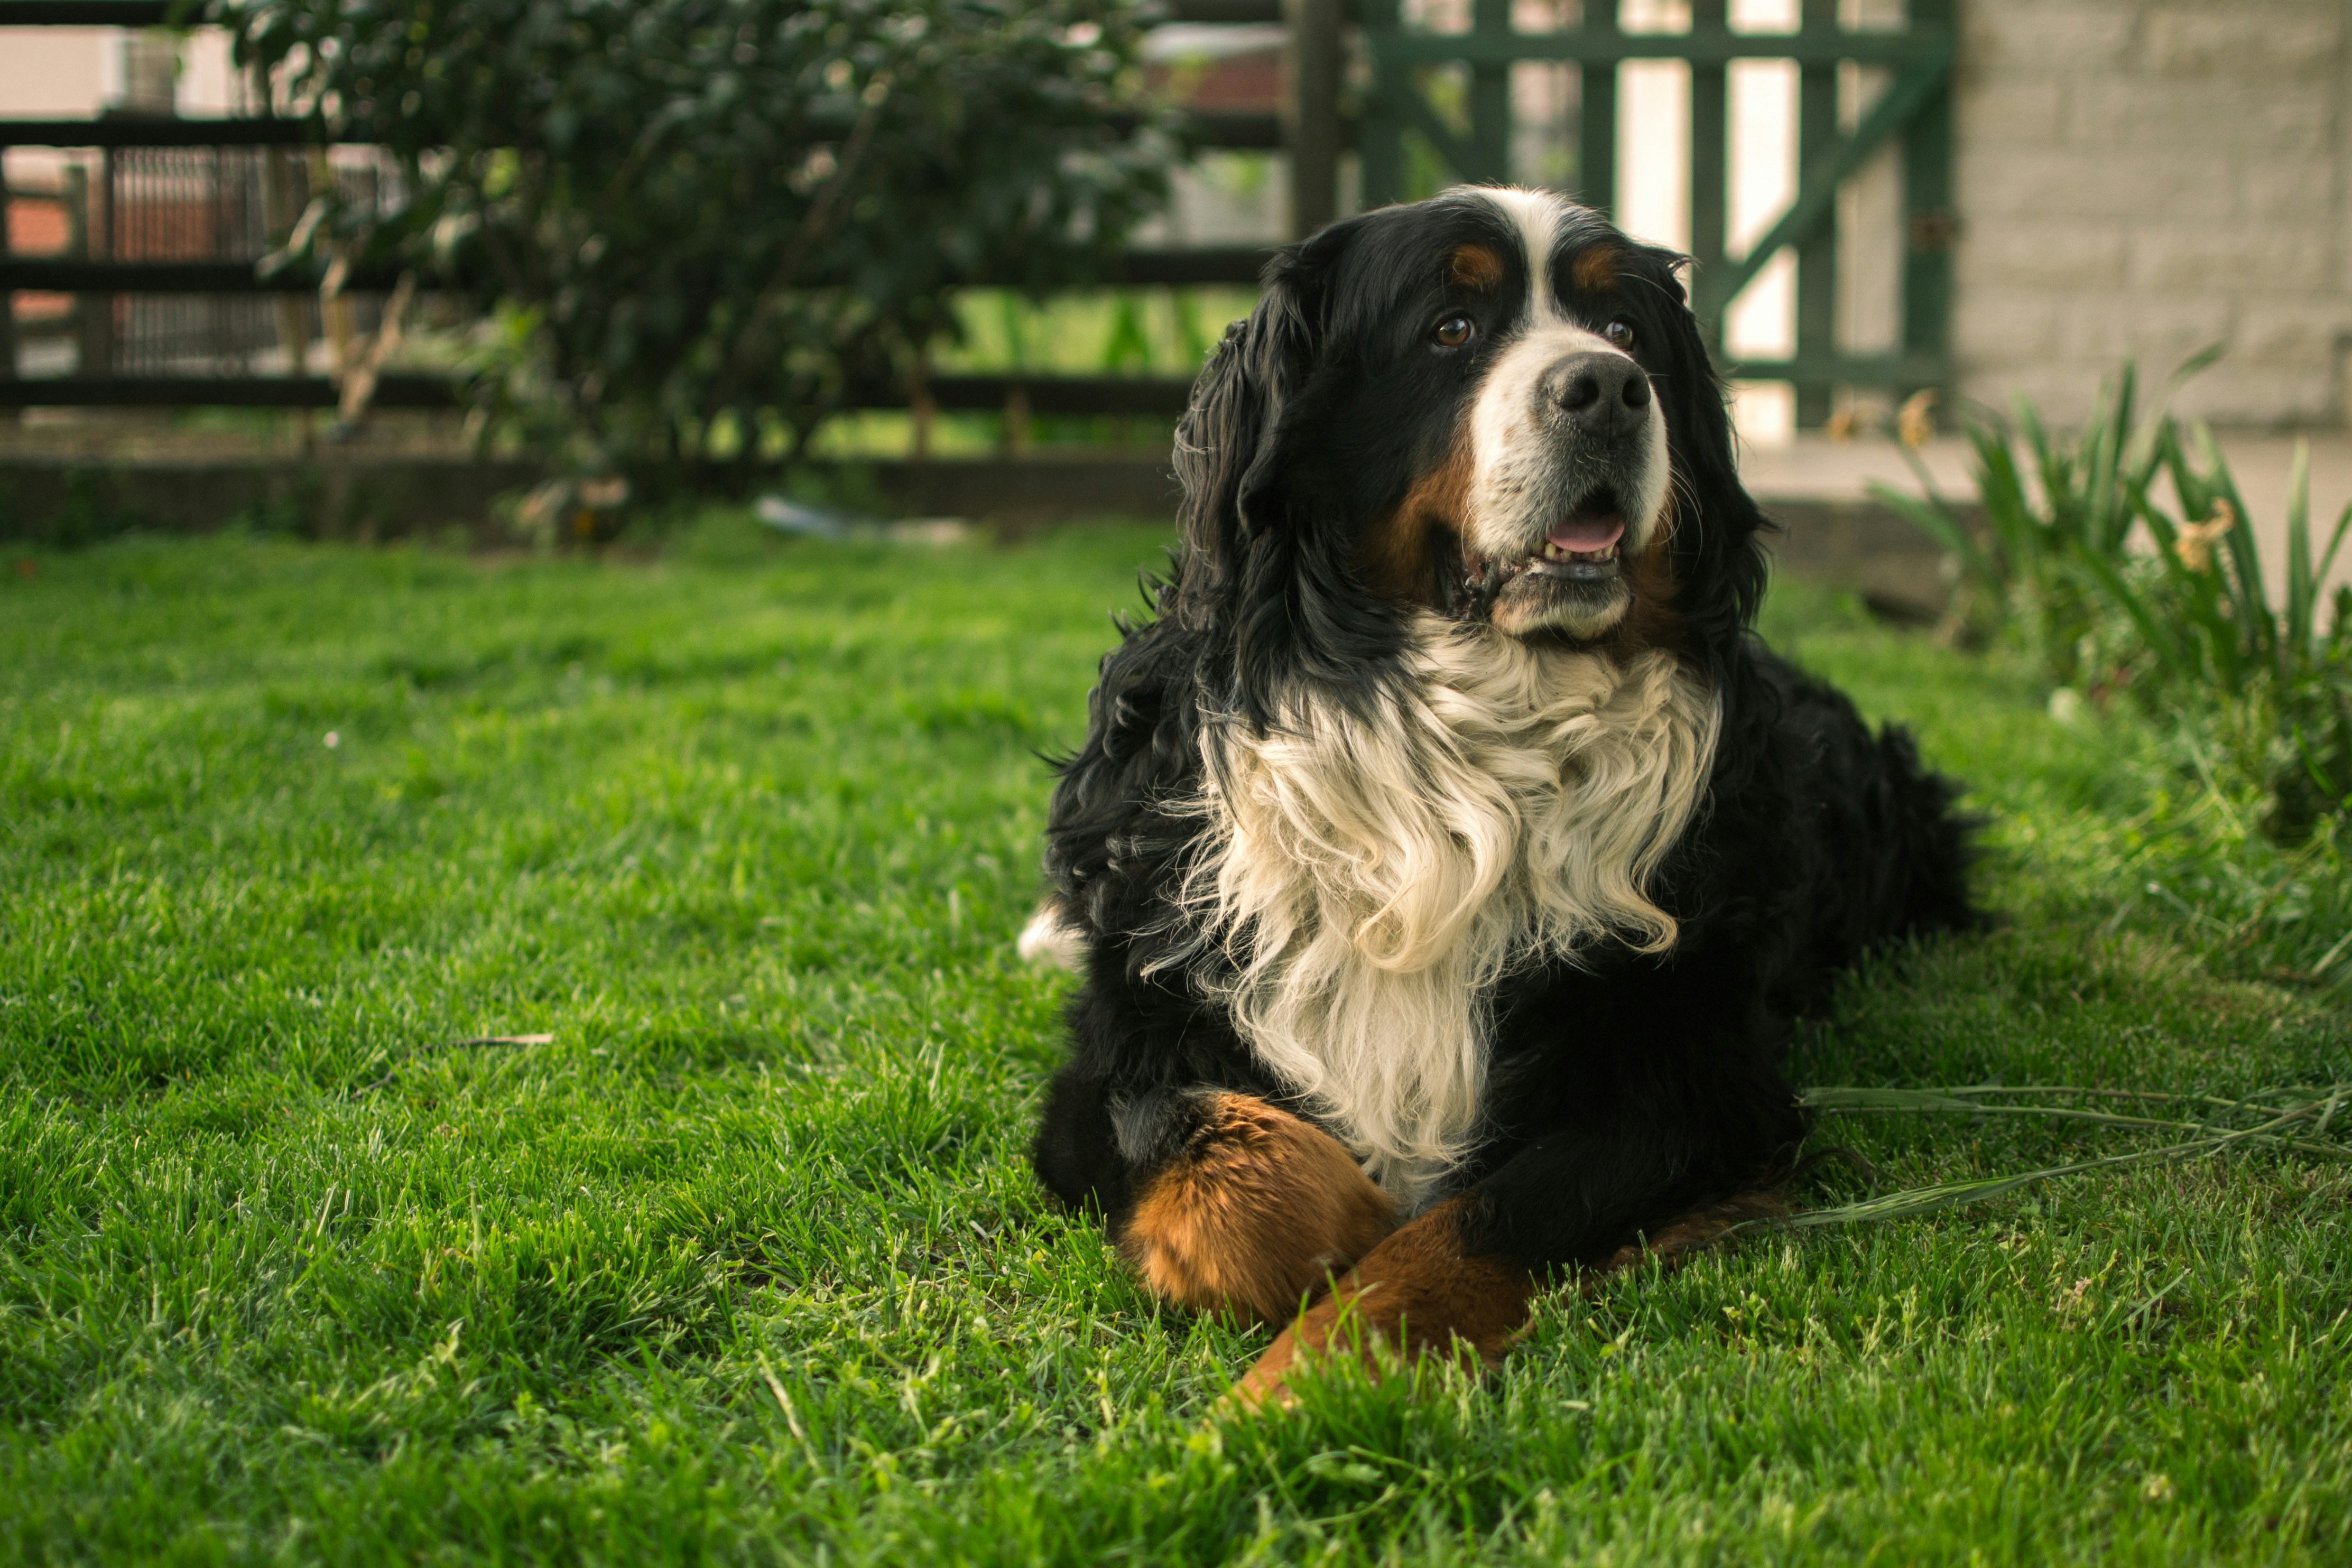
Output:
[1478,187,1566,328]
[1458,189,1672,567]
[1171,618,1719,1209]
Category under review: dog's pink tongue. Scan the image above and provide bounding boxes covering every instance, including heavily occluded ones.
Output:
[1547,515,1625,553]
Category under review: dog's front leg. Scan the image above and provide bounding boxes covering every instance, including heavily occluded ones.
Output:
[1231,1196,1535,1409]
[1232,1105,1797,1408]
[1118,1092,1400,1324]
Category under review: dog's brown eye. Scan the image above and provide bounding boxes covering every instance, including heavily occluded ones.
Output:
[1433,314,1476,348]
[1603,319,1636,350]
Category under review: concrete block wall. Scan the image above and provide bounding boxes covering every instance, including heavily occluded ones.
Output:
[1953,0,2352,427]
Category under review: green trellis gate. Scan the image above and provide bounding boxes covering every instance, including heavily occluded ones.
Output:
[1344,0,1957,424]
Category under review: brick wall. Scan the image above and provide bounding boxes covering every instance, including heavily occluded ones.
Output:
[1953,0,2352,426]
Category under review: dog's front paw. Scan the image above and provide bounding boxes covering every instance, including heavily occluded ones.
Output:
[1229,1291,1393,1412]
[1121,1094,1397,1324]
[1227,1198,1535,1411]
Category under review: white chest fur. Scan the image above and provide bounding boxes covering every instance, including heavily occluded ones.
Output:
[1170,618,1720,1209]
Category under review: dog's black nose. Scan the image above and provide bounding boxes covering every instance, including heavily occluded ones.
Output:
[1547,352,1651,434]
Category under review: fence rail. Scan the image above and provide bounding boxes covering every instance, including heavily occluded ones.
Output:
[0,249,1281,294]
[0,370,1204,414]
[0,111,1290,150]
[0,0,1289,22]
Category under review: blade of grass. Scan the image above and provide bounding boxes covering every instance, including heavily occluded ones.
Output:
[1800,1084,2352,1160]
[2191,418,2274,667]
[2316,500,2352,602]
[2182,730,2250,840]
[1934,1083,2323,1114]
[2286,438,2316,660]
[1769,1099,2346,1230]
[1868,480,1978,563]
[2084,368,2128,548]
[2308,923,2352,979]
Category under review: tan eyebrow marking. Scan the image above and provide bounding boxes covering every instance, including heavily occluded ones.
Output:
[1447,244,1506,290]
[1570,245,1623,291]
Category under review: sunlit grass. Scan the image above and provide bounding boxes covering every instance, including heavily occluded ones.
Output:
[2,518,2347,1564]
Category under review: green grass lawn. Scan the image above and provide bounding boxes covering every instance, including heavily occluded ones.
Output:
[3,517,2348,1566]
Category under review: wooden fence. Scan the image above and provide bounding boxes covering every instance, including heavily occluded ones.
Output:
[0,0,1955,427]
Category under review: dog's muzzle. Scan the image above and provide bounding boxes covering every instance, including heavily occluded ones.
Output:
[1464,335,1670,638]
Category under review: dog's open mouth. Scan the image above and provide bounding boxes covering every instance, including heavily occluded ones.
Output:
[1458,480,1647,637]
[1526,491,1626,583]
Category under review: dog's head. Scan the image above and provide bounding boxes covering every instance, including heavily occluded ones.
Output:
[1172,188,1767,702]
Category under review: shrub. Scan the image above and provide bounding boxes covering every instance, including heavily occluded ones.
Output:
[1877,356,2352,841]
[2086,430,2352,840]
[221,0,1174,476]
[1876,355,2210,680]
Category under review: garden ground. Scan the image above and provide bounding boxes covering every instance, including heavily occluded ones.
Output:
[2,517,2347,1565]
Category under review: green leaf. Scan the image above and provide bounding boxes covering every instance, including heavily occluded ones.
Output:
[2286,438,2317,666]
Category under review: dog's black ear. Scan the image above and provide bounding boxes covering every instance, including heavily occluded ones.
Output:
[1626,244,1771,646]
[1171,226,1355,601]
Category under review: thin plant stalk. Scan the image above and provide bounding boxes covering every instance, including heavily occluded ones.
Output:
[1764,1083,2352,1231]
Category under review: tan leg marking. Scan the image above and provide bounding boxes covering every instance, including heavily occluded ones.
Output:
[1123,1094,1399,1325]
[1233,1198,1534,1411]
[1596,1190,1786,1275]
[1233,1189,1786,1411]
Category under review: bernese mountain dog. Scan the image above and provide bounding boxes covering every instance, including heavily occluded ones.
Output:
[1020,187,1979,1408]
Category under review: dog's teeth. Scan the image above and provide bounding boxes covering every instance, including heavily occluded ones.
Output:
[1533,543,1627,567]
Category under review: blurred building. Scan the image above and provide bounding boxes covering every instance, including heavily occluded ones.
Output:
[1952,0,2352,428]
[0,26,395,379]
[1142,22,1297,244]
